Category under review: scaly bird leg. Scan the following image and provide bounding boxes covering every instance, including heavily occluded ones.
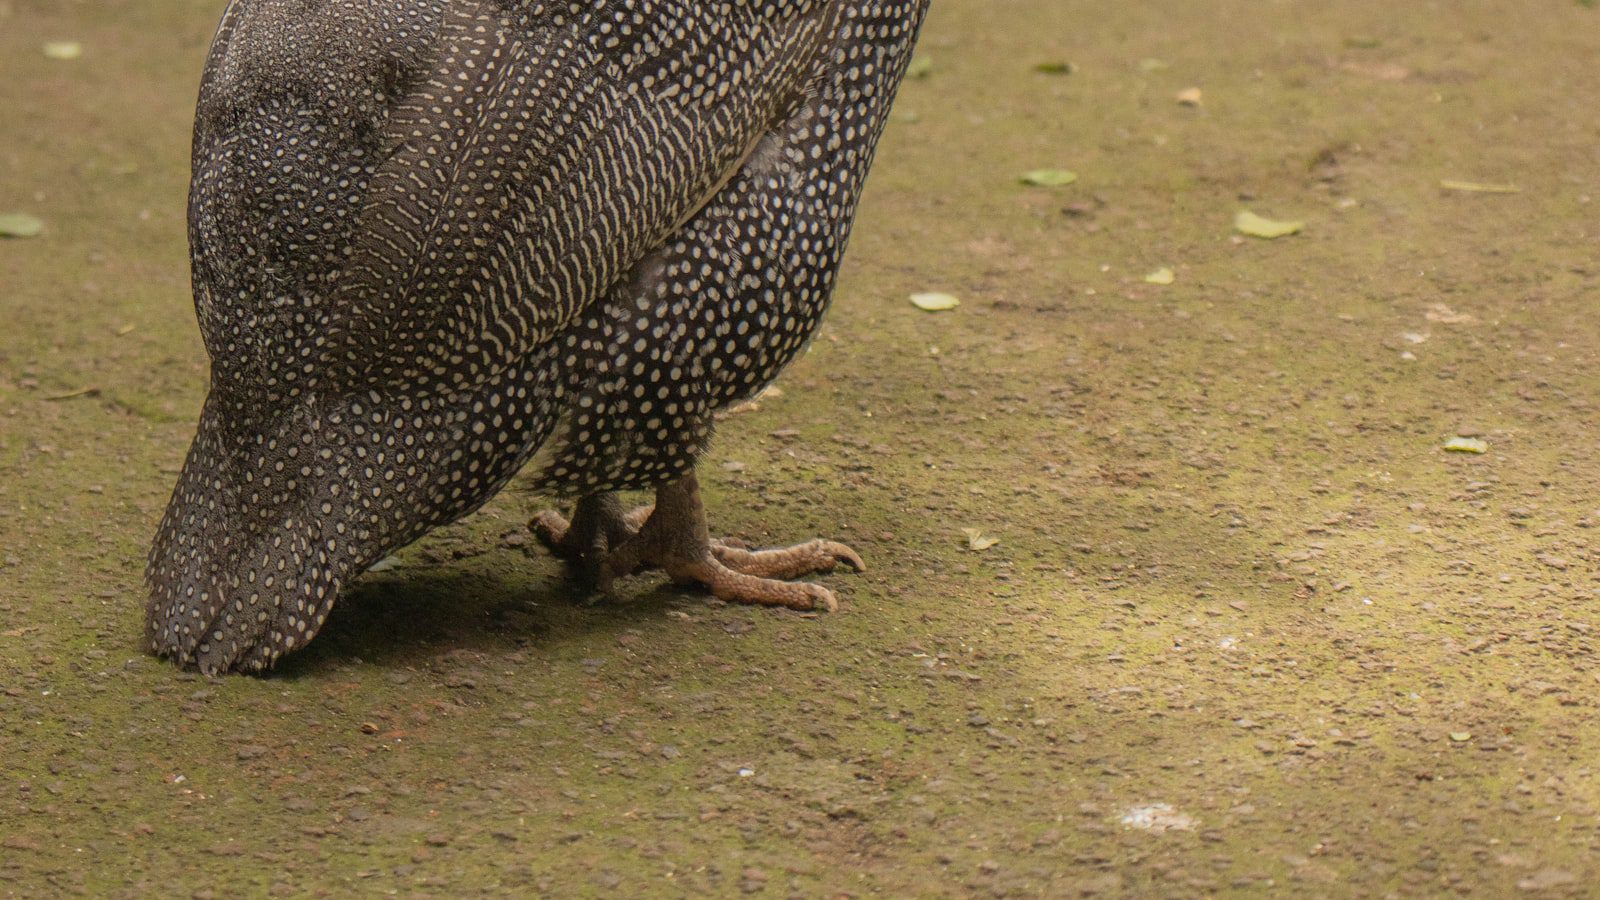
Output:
[531,493,636,582]
[598,469,862,611]
[608,504,862,578]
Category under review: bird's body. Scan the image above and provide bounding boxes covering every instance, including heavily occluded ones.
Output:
[148,0,929,674]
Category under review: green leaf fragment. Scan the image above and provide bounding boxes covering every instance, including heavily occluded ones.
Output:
[0,213,44,238]
[1234,210,1304,239]
[1144,267,1175,285]
[1443,436,1488,454]
[907,56,933,79]
[910,292,960,312]
[1020,169,1078,187]
[1449,731,1471,742]
[1034,61,1075,75]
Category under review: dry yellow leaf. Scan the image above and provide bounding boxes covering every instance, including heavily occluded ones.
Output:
[1234,211,1304,239]
[961,528,999,551]
[910,292,960,312]
[1440,179,1519,194]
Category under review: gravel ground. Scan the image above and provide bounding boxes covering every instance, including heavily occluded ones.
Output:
[4,0,1600,895]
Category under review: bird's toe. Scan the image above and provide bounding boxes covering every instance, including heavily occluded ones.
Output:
[530,509,576,557]
[710,538,865,580]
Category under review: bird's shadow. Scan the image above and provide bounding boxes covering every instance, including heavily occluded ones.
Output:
[271,554,698,679]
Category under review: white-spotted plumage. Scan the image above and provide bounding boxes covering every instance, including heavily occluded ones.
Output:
[148,0,929,674]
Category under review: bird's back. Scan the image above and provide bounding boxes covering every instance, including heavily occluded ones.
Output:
[193,2,852,390]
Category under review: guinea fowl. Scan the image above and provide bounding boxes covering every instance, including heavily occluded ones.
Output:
[147,0,931,674]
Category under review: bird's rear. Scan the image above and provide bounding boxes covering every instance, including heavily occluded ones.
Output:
[149,0,932,673]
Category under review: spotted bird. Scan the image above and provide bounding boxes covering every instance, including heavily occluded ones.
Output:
[148,0,931,673]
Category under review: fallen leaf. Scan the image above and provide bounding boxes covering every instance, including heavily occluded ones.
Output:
[0,213,44,238]
[1175,86,1203,107]
[1443,437,1488,454]
[961,528,999,551]
[1143,267,1175,285]
[910,292,960,312]
[1448,731,1472,742]
[906,56,933,79]
[1440,179,1519,194]
[1034,61,1075,75]
[1019,169,1078,187]
[1234,210,1304,239]
[43,41,82,61]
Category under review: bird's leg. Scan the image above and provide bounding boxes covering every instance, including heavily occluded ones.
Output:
[599,469,863,611]
[531,493,637,580]
[600,503,851,578]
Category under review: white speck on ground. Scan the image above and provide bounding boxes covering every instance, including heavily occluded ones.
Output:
[1119,803,1196,833]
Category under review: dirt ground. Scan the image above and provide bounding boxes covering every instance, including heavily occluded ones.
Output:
[5,0,1600,895]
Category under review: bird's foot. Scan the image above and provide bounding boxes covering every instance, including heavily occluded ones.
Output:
[596,472,863,612]
[530,493,639,584]
[535,498,861,576]
[607,535,859,613]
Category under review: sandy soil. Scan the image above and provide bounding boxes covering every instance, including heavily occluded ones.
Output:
[4,0,1600,895]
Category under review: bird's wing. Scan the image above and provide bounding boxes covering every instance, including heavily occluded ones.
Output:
[187,0,841,391]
